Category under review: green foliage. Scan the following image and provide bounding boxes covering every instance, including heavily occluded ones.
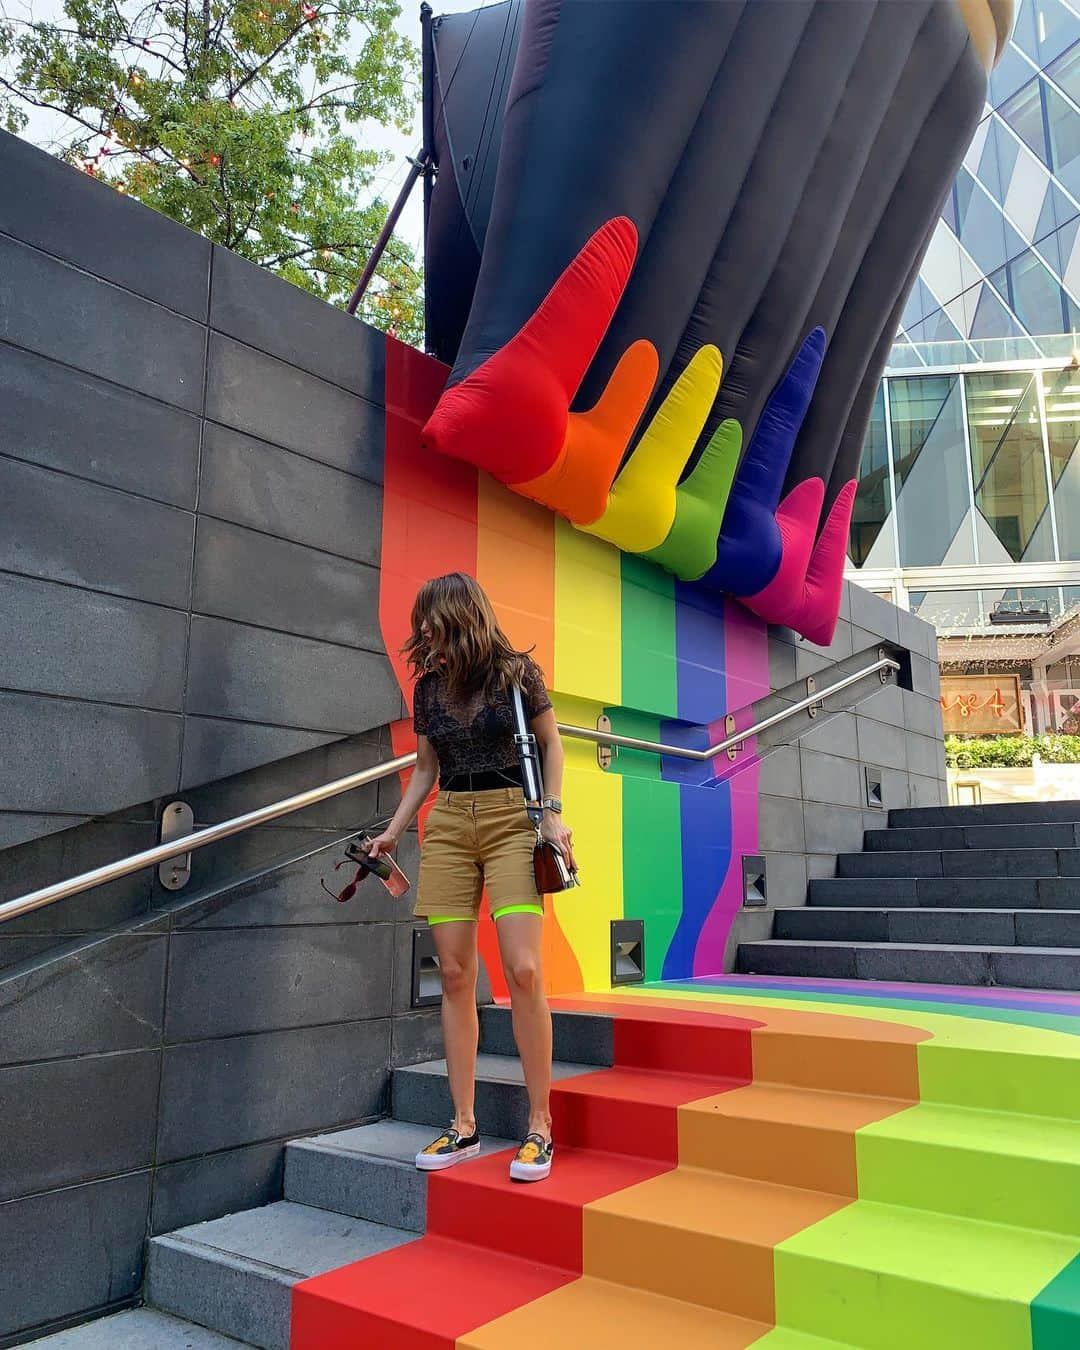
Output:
[946,735,1080,768]
[0,0,422,340]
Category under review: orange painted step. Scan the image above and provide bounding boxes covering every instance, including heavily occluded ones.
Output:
[679,1082,913,1195]
[583,1167,848,1324]
[458,1275,773,1349]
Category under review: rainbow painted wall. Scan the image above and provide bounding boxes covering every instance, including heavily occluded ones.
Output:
[377,338,770,998]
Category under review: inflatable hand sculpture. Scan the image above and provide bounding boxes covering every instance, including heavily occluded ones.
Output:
[421,217,659,524]
[701,329,856,645]
[419,0,1008,644]
[580,346,741,576]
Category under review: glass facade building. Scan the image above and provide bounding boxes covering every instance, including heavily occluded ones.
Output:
[893,0,1080,360]
[849,0,1080,736]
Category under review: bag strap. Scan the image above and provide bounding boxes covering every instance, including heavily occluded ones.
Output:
[510,683,546,830]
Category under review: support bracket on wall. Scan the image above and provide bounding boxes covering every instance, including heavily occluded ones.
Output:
[878,647,891,683]
[806,676,823,718]
[159,801,194,890]
[596,714,614,769]
[724,713,741,761]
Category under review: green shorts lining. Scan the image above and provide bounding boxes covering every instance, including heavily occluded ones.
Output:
[425,903,544,926]
[491,903,544,921]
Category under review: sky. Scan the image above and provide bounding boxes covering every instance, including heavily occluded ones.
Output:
[359,0,484,262]
[10,0,490,267]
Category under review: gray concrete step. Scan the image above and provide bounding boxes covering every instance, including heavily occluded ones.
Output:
[737,939,1080,989]
[284,1119,513,1230]
[837,847,1080,879]
[776,906,1080,947]
[392,1053,597,1138]
[810,875,1080,909]
[23,1309,251,1348]
[865,823,1080,852]
[890,801,1080,828]
[478,1003,613,1065]
[146,1201,416,1350]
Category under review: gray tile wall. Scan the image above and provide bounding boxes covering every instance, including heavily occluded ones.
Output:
[0,730,435,1344]
[0,129,394,850]
[0,133,430,1341]
[726,581,946,965]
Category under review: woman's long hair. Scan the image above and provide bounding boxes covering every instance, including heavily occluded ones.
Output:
[404,572,533,699]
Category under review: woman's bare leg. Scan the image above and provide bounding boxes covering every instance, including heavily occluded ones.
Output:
[495,912,552,1139]
[431,920,480,1135]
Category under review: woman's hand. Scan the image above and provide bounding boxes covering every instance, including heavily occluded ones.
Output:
[364,831,399,860]
[540,813,576,872]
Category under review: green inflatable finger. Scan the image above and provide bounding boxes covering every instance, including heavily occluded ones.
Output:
[641,418,742,579]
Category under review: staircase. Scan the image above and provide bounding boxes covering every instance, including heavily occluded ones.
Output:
[27,998,1080,1350]
[738,800,1080,990]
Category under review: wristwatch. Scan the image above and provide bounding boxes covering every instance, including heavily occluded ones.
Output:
[542,797,563,813]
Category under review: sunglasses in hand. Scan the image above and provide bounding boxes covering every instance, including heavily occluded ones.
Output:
[320,834,410,902]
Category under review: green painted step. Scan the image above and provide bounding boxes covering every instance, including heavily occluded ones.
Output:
[753,1329,858,1350]
[774,1201,1080,1350]
[857,1102,1080,1237]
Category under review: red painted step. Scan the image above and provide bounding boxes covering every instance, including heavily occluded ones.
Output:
[291,1012,755,1348]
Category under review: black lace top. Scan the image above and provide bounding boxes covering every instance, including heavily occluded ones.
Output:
[413,659,553,779]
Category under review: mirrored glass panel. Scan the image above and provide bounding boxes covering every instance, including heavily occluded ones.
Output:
[966,371,1052,562]
[1001,78,1050,164]
[908,589,985,633]
[890,375,974,566]
[850,386,893,567]
[1041,365,1080,558]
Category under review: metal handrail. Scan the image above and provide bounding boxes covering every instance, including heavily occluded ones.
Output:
[0,753,418,926]
[559,656,900,761]
[0,654,899,926]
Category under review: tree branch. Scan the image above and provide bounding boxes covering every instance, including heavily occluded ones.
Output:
[229,18,309,99]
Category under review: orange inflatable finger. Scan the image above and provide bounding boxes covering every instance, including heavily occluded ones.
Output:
[513,339,658,523]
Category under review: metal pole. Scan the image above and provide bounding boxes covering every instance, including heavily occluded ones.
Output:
[421,1,435,240]
[420,0,436,345]
[345,154,429,317]
[344,2,435,320]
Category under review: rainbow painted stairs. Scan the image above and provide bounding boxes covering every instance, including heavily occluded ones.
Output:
[36,981,1080,1349]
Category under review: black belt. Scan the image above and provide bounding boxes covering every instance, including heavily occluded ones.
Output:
[441,767,523,792]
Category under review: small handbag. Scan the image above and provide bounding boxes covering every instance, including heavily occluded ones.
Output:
[510,683,580,893]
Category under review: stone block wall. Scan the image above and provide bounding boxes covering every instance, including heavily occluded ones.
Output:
[728,581,945,956]
[0,729,452,1345]
[0,129,397,853]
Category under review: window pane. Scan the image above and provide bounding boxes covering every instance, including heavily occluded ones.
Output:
[1047,42,1080,104]
[956,179,1011,273]
[966,371,1052,561]
[1008,249,1067,333]
[1044,79,1080,193]
[1021,0,1079,66]
[909,589,985,633]
[1001,79,1050,164]
[990,43,1041,111]
[891,375,973,565]
[850,385,893,567]
[1041,365,1080,559]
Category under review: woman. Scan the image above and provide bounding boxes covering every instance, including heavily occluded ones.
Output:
[365,572,575,1183]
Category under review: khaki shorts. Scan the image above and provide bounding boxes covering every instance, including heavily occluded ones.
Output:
[414,788,542,920]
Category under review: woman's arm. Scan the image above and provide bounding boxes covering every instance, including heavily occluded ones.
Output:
[532,708,576,870]
[367,735,439,857]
